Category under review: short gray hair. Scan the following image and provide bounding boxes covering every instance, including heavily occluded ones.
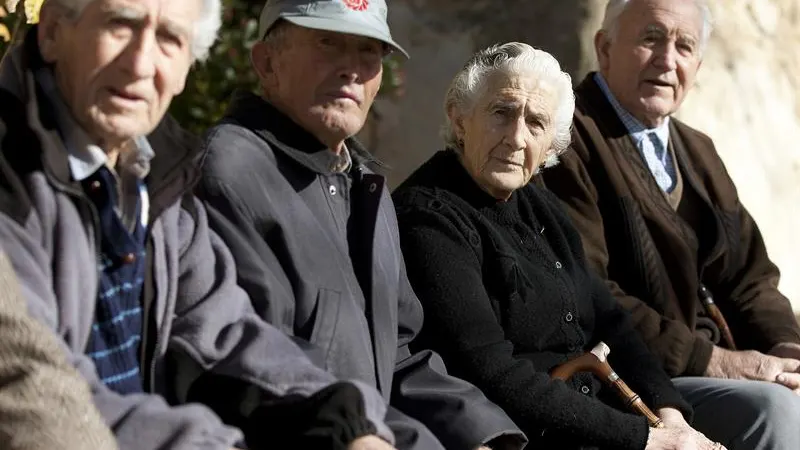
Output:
[442,42,575,167]
[47,0,222,62]
[260,19,291,50]
[600,0,713,54]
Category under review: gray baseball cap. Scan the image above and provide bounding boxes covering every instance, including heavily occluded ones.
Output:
[257,0,408,58]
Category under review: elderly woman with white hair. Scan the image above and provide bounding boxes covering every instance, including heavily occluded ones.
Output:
[393,42,724,450]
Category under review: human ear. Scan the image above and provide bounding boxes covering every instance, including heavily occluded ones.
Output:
[37,4,64,63]
[542,150,560,168]
[447,104,467,143]
[250,41,277,81]
[594,30,612,72]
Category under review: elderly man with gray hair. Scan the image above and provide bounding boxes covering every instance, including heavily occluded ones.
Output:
[0,0,408,448]
[195,1,526,449]
[542,0,800,449]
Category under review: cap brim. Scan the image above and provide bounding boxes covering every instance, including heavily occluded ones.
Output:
[282,15,409,58]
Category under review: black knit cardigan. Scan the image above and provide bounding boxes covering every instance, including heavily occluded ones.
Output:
[393,150,691,450]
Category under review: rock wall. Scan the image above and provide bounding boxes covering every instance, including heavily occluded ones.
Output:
[675,0,800,309]
[362,0,800,309]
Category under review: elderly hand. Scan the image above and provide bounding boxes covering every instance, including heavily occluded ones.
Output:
[645,424,725,450]
[657,407,688,428]
[705,346,800,393]
[474,433,528,450]
[647,410,724,450]
[348,435,397,450]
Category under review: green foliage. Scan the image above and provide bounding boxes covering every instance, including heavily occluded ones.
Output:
[169,0,263,135]
[0,8,25,59]
[381,53,405,99]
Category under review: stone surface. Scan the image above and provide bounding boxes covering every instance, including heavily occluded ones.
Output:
[362,0,800,309]
[675,0,800,309]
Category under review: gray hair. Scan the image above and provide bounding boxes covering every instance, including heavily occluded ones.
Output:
[442,42,575,167]
[600,0,713,54]
[47,0,222,62]
[260,19,291,49]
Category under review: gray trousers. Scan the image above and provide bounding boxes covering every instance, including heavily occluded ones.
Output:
[673,377,800,450]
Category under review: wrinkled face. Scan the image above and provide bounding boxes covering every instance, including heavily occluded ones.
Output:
[38,0,196,147]
[597,0,703,127]
[252,24,384,149]
[452,71,559,201]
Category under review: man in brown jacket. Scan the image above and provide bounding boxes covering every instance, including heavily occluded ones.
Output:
[0,249,117,450]
[542,0,800,449]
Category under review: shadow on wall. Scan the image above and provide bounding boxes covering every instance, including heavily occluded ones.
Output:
[359,0,603,188]
[399,0,594,78]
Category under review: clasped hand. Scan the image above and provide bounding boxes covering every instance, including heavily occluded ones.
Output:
[644,408,725,450]
[704,344,800,394]
[346,436,495,450]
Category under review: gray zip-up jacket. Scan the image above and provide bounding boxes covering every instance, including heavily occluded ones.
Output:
[0,31,390,449]
[196,91,528,450]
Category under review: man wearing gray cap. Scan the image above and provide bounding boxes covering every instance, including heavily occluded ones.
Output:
[195,1,527,449]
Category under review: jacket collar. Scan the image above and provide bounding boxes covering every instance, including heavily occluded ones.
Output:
[575,72,633,141]
[417,150,514,208]
[222,90,382,175]
[0,27,202,219]
[576,72,698,186]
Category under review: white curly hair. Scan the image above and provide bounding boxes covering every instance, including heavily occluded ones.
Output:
[442,42,575,168]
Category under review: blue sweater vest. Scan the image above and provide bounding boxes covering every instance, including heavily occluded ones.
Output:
[83,167,146,394]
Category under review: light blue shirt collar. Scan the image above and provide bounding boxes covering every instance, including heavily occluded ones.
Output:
[594,72,670,151]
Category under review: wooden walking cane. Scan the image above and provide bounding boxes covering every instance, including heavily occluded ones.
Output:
[698,284,737,350]
[551,342,664,428]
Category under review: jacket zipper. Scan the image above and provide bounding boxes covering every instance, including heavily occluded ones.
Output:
[145,245,159,394]
[142,183,195,394]
[47,177,103,352]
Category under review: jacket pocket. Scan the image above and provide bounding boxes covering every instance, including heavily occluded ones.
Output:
[309,288,343,363]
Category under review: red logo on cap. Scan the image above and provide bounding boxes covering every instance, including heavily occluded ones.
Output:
[343,0,368,11]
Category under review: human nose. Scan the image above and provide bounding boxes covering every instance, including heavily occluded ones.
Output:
[504,116,528,150]
[336,45,381,84]
[335,46,362,83]
[121,30,157,79]
[652,41,678,71]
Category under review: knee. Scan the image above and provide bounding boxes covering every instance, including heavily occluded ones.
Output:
[746,382,799,421]
[683,380,800,449]
[733,382,800,449]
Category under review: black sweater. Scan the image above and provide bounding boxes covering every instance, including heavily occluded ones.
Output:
[393,150,690,450]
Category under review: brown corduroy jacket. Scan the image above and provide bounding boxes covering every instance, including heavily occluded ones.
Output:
[542,73,800,377]
[0,250,118,450]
